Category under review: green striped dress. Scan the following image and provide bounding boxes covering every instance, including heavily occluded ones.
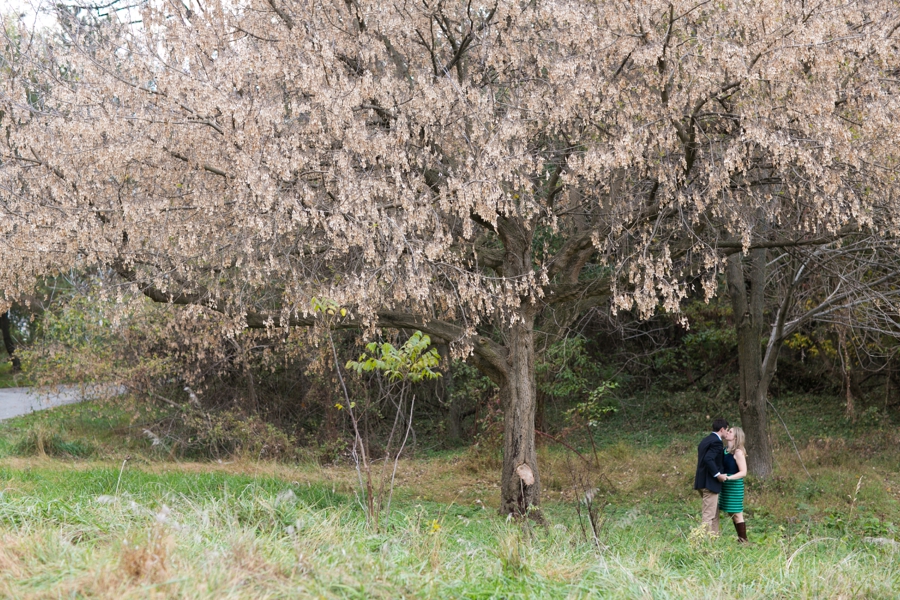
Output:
[718,449,745,513]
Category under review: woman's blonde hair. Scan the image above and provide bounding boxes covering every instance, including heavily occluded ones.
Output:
[729,426,747,456]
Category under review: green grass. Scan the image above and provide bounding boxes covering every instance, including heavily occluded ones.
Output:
[0,393,897,598]
[0,399,151,459]
[0,457,897,598]
[566,386,900,454]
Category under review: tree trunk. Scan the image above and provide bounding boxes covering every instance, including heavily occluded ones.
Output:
[499,310,541,517]
[440,345,463,444]
[741,386,773,477]
[535,388,547,436]
[727,250,774,478]
[495,215,541,517]
[0,311,21,373]
[837,327,857,421]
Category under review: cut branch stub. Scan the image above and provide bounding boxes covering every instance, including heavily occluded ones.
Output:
[515,463,535,486]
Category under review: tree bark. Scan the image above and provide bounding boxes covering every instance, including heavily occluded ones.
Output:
[499,310,541,517]
[726,250,774,478]
[494,215,542,517]
[0,311,21,373]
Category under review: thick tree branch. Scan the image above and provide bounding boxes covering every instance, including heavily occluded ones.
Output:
[718,225,858,254]
[114,263,510,380]
[163,147,229,179]
[265,0,294,30]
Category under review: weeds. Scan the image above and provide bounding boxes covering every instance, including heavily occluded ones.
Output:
[848,474,863,521]
[119,526,173,583]
[686,524,720,550]
[495,529,527,576]
[565,454,608,553]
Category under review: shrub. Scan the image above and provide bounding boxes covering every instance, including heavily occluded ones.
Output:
[143,408,296,460]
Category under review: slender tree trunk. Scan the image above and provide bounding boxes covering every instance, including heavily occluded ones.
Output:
[837,326,857,421]
[440,344,463,444]
[727,250,774,478]
[499,310,541,517]
[447,397,462,443]
[535,388,547,435]
[0,311,21,373]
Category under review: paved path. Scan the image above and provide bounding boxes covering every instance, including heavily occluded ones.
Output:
[0,385,122,421]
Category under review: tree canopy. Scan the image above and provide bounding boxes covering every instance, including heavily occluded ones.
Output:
[1,0,898,514]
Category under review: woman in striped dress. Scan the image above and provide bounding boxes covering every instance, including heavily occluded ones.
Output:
[719,426,748,542]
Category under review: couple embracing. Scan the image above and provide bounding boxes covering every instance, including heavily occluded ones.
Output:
[694,418,748,542]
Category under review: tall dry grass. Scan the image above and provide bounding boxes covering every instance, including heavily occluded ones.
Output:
[0,434,896,598]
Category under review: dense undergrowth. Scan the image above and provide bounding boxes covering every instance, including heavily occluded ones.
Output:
[0,392,897,598]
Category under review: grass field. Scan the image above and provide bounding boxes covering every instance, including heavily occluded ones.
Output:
[0,395,897,598]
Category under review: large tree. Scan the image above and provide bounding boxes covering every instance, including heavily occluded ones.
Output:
[1,0,897,513]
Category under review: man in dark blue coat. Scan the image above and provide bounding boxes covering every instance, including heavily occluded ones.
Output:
[694,418,729,534]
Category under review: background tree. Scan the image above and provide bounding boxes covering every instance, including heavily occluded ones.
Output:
[1,0,898,513]
[726,237,900,476]
[0,309,21,371]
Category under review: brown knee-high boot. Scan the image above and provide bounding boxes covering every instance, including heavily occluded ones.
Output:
[734,521,748,543]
